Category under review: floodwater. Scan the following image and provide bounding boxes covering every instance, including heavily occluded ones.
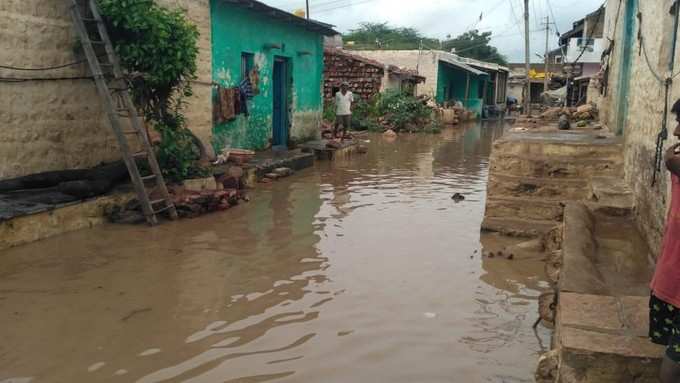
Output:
[0,122,551,383]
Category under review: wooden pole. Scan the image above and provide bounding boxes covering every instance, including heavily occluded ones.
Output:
[524,0,531,116]
[544,16,550,93]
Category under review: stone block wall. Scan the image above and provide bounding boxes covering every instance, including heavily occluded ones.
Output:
[0,0,213,180]
[601,0,680,255]
[323,50,384,102]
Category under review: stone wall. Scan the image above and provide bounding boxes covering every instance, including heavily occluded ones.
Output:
[323,50,384,102]
[601,0,680,256]
[0,0,213,180]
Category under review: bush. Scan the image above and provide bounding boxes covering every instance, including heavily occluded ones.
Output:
[97,0,205,182]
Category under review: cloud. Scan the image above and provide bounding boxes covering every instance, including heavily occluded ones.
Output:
[262,0,603,63]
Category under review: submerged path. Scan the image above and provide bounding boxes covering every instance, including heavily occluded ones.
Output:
[0,123,550,383]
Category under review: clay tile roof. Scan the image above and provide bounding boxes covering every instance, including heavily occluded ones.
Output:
[387,65,426,82]
[324,48,386,70]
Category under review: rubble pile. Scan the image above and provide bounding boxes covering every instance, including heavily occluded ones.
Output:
[260,167,294,183]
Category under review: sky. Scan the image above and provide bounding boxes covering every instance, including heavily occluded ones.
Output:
[260,0,604,63]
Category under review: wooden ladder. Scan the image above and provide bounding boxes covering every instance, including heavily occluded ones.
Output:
[69,0,178,225]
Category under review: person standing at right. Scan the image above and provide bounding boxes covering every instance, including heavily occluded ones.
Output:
[334,81,354,139]
[650,99,680,383]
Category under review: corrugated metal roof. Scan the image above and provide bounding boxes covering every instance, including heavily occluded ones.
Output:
[222,0,339,36]
[438,54,489,77]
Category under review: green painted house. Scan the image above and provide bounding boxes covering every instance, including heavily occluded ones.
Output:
[436,55,490,117]
[210,0,337,151]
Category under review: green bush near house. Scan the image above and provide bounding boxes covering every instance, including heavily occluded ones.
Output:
[97,0,207,182]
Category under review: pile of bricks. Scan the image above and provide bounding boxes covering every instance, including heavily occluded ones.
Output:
[324,48,385,102]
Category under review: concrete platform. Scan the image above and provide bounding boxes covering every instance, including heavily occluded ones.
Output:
[213,149,314,187]
[553,203,661,382]
[300,139,358,160]
[556,293,663,383]
[0,188,135,251]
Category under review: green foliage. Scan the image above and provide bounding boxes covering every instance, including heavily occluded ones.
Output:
[376,91,433,131]
[343,22,439,50]
[441,30,508,66]
[323,100,336,122]
[97,0,203,182]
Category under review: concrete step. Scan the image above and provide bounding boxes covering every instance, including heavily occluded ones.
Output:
[481,216,559,238]
[556,293,663,383]
[489,154,623,180]
[485,196,565,222]
[495,131,624,160]
[589,176,635,210]
[487,174,590,200]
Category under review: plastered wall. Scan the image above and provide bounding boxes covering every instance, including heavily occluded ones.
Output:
[0,0,213,180]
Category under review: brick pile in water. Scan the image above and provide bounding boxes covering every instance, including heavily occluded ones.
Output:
[323,49,385,102]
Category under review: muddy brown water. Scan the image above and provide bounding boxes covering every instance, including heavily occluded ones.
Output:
[0,122,551,383]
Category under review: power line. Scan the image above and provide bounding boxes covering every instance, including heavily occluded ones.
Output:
[0,59,88,72]
[312,0,379,14]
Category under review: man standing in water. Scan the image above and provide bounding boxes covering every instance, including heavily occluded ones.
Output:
[651,99,680,383]
[334,81,354,139]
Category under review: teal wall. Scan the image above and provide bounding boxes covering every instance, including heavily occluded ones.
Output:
[210,2,325,151]
[436,62,486,117]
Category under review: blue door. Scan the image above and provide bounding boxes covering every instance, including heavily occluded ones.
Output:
[273,57,289,149]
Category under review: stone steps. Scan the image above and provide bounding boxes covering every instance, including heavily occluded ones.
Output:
[556,293,663,383]
[480,216,559,237]
[485,196,566,222]
[589,176,635,210]
[553,203,661,382]
[487,174,590,201]
[489,155,623,180]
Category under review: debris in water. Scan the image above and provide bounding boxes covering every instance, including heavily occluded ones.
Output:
[507,254,515,260]
[114,370,128,376]
[451,193,465,202]
[488,252,496,258]
[87,362,106,372]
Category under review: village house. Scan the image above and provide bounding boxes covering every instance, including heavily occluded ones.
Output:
[356,49,508,118]
[211,1,336,151]
[323,48,385,102]
[323,48,425,105]
[0,0,337,247]
[0,0,336,182]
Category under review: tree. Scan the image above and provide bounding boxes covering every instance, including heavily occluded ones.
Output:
[442,30,508,65]
[343,22,439,50]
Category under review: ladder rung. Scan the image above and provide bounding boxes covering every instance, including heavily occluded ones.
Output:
[150,199,168,206]
[153,205,173,215]
[82,17,99,22]
[141,174,157,181]
[133,151,148,158]
[89,40,106,45]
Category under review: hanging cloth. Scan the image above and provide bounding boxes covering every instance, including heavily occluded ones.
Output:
[249,67,260,95]
[215,86,236,124]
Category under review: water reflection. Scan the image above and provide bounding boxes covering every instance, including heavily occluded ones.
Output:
[0,122,549,383]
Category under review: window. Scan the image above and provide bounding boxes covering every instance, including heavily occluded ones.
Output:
[577,38,595,47]
[241,52,254,80]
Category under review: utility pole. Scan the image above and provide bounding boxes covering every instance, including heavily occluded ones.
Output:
[523,0,531,116]
[306,0,310,19]
[543,16,550,93]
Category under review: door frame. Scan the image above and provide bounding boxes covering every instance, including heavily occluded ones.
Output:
[615,0,638,136]
[272,56,291,149]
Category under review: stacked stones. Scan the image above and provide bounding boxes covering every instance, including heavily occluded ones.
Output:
[323,49,385,102]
